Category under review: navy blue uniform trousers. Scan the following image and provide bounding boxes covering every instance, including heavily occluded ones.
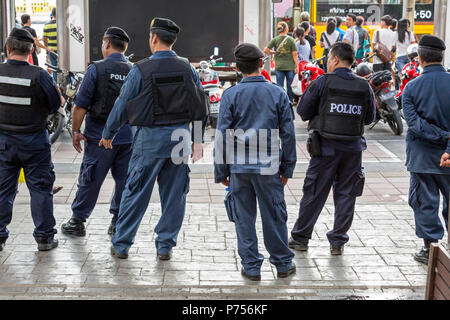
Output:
[409,172,449,241]
[291,151,365,246]
[71,141,132,222]
[229,173,294,275]
[0,138,56,240]
[111,154,190,256]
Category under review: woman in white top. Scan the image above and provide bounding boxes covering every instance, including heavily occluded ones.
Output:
[319,18,340,72]
[394,18,417,72]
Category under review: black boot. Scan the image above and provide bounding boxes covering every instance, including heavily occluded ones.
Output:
[61,217,86,237]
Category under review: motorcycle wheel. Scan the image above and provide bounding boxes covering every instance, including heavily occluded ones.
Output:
[386,107,403,136]
[47,113,65,144]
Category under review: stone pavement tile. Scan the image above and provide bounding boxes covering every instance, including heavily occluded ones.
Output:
[318,267,359,281]
[164,271,200,285]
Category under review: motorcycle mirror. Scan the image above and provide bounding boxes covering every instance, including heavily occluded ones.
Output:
[214,47,219,57]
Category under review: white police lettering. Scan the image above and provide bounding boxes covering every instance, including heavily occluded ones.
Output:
[329,103,362,115]
[110,73,126,81]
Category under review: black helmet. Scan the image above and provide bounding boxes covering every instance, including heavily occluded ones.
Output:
[355,63,372,77]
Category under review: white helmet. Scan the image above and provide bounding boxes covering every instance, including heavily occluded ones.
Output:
[407,43,419,61]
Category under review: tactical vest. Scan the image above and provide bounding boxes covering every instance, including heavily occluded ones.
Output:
[125,56,209,127]
[90,58,132,121]
[0,63,49,133]
[308,73,370,141]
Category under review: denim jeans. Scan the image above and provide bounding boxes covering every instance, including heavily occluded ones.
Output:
[395,55,409,72]
[275,70,295,103]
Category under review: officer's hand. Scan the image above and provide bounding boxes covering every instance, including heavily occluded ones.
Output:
[191,143,204,163]
[440,152,450,167]
[280,175,289,186]
[99,138,113,149]
[72,132,88,153]
[221,178,230,187]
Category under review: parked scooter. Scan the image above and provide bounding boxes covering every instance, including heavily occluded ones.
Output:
[46,52,84,143]
[197,47,224,129]
[355,60,404,136]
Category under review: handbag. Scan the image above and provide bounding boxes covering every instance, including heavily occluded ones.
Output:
[374,30,393,63]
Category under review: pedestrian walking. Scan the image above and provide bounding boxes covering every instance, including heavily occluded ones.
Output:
[289,42,376,255]
[264,22,298,103]
[343,14,359,51]
[214,43,297,281]
[394,19,416,72]
[402,35,450,265]
[372,15,395,72]
[61,27,133,238]
[101,18,208,260]
[0,28,61,252]
[319,17,340,71]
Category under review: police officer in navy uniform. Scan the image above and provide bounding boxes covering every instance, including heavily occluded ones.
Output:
[0,28,61,252]
[402,35,450,264]
[214,43,297,280]
[289,42,376,255]
[100,18,207,260]
[61,27,133,237]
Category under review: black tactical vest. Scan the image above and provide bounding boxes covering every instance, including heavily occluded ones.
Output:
[0,63,49,133]
[308,73,371,141]
[125,56,209,127]
[90,58,132,121]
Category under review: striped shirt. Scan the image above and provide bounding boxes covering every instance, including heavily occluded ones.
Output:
[43,20,57,52]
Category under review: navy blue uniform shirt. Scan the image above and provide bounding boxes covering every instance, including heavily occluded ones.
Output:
[403,64,450,175]
[297,67,376,155]
[74,53,134,145]
[0,59,61,145]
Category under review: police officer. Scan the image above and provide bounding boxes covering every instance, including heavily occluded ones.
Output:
[214,43,297,280]
[289,42,376,255]
[0,28,61,252]
[61,27,133,237]
[402,35,450,265]
[100,18,207,260]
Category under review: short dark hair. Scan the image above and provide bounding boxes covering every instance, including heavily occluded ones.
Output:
[336,16,342,28]
[300,21,310,32]
[236,59,260,75]
[150,28,177,46]
[329,42,355,65]
[418,47,444,64]
[347,13,356,22]
[5,37,33,56]
[356,16,364,26]
[52,8,56,17]
[104,36,127,52]
[21,14,30,25]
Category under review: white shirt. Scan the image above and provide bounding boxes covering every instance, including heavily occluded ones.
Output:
[320,30,340,49]
[343,26,359,50]
[372,28,396,64]
[394,31,415,57]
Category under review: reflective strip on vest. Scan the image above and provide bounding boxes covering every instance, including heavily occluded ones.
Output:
[0,95,31,105]
[0,76,31,87]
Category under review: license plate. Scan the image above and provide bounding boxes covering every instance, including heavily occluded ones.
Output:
[210,102,220,114]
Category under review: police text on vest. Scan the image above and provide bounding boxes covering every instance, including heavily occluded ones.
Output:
[329,103,362,115]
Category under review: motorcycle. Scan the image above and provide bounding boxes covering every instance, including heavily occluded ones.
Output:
[197,48,224,129]
[46,55,84,143]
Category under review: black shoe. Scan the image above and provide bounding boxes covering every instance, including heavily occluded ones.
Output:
[0,238,6,251]
[241,268,261,281]
[61,218,86,237]
[107,223,116,236]
[157,251,172,261]
[289,237,308,251]
[36,238,59,251]
[277,262,296,278]
[414,247,430,265]
[110,245,128,259]
[331,244,344,256]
